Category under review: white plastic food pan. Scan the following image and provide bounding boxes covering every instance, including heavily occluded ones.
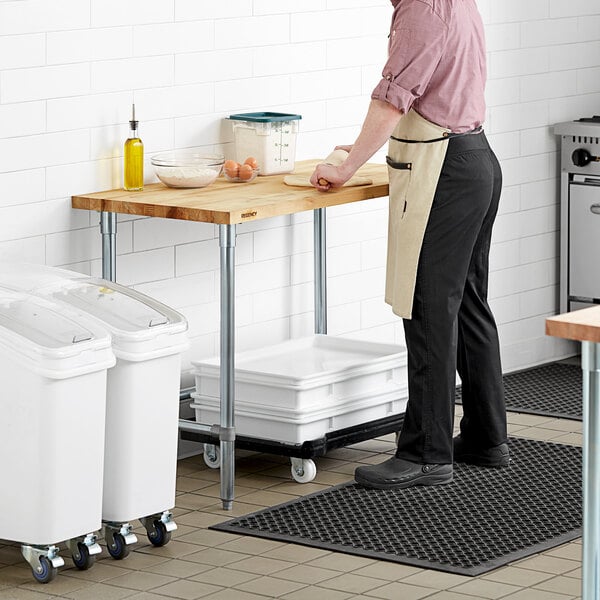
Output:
[192,335,407,443]
[0,288,114,545]
[0,263,189,524]
[192,388,406,444]
[193,335,407,409]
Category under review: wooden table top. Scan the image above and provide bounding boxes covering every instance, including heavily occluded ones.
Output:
[546,306,600,343]
[71,159,389,225]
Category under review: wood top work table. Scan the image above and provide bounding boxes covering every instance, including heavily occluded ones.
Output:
[72,159,389,510]
[547,307,600,600]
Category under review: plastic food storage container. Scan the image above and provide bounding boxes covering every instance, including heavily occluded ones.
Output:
[228,112,302,175]
[0,288,114,547]
[192,334,408,444]
[0,263,189,555]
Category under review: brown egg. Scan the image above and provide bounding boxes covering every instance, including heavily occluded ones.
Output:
[223,159,239,178]
[238,164,254,181]
[244,156,258,169]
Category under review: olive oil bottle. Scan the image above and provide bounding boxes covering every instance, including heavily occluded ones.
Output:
[124,104,144,191]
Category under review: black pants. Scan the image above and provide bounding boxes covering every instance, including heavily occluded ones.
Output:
[395,131,507,465]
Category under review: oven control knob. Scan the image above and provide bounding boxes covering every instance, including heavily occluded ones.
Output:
[572,148,599,167]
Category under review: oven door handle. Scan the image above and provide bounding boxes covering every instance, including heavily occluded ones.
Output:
[591,204,600,215]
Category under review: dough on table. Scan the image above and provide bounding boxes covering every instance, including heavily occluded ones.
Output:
[283,149,373,188]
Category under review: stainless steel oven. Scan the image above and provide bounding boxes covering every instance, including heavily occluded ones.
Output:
[554,117,600,312]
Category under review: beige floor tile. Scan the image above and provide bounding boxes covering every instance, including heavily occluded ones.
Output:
[318,573,388,594]
[234,574,306,597]
[233,490,298,507]
[399,569,471,589]
[347,439,397,453]
[481,565,554,587]
[127,594,178,600]
[534,574,582,596]
[507,423,528,435]
[546,543,583,562]
[236,474,287,490]
[199,589,276,600]
[281,586,352,600]
[173,494,218,511]
[151,579,223,599]
[191,484,258,500]
[175,529,240,548]
[217,537,285,555]
[0,566,40,586]
[500,589,575,600]
[145,559,213,579]
[267,481,332,496]
[189,567,259,587]
[175,512,231,529]
[447,578,521,598]
[325,448,378,462]
[564,567,582,579]
[20,571,92,595]
[176,477,216,493]
[271,564,341,585]
[312,471,354,486]
[101,571,177,592]
[0,547,24,566]
[117,552,170,572]
[63,582,139,600]
[281,586,353,600]
[362,581,435,600]
[512,427,565,441]
[133,540,203,560]
[352,562,423,581]
[506,413,554,427]
[260,544,330,564]
[539,420,582,433]
[515,555,580,575]
[225,556,297,575]
[0,588,63,600]
[183,548,251,568]
[551,433,583,446]
[306,554,375,573]
[202,501,268,518]
[326,463,358,476]
[421,593,482,600]
[60,561,133,583]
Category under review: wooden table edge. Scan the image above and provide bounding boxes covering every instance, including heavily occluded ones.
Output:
[546,305,600,343]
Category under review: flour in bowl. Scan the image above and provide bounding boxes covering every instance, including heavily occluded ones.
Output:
[155,166,219,188]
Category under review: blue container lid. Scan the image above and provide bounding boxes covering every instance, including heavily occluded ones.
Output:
[228,112,302,123]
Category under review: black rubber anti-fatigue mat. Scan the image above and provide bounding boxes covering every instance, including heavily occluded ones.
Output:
[213,438,582,576]
[456,362,582,421]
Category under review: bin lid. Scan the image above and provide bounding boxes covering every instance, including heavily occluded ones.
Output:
[0,288,111,358]
[0,263,188,357]
[228,112,302,122]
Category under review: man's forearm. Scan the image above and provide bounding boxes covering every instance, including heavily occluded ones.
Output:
[339,99,404,179]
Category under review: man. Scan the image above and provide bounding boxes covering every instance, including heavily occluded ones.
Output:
[310,0,509,489]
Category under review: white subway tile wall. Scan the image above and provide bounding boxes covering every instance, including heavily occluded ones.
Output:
[0,0,597,382]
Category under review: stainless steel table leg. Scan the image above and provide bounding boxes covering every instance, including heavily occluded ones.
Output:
[100,211,117,282]
[582,340,600,600]
[314,208,327,335]
[219,224,236,510]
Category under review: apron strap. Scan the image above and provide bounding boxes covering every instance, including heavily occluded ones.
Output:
[390,126,483,144]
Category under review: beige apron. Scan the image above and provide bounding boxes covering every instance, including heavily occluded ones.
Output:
[385,109,451,319]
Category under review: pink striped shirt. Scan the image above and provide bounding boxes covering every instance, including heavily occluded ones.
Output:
[372,0,487,133]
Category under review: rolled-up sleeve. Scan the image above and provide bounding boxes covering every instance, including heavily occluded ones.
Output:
[372,0,448,113]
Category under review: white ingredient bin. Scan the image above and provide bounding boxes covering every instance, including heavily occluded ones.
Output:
[0,263,189,556]
[192,335,408,444]
[228,112,302,175]
[0,287,114,581]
